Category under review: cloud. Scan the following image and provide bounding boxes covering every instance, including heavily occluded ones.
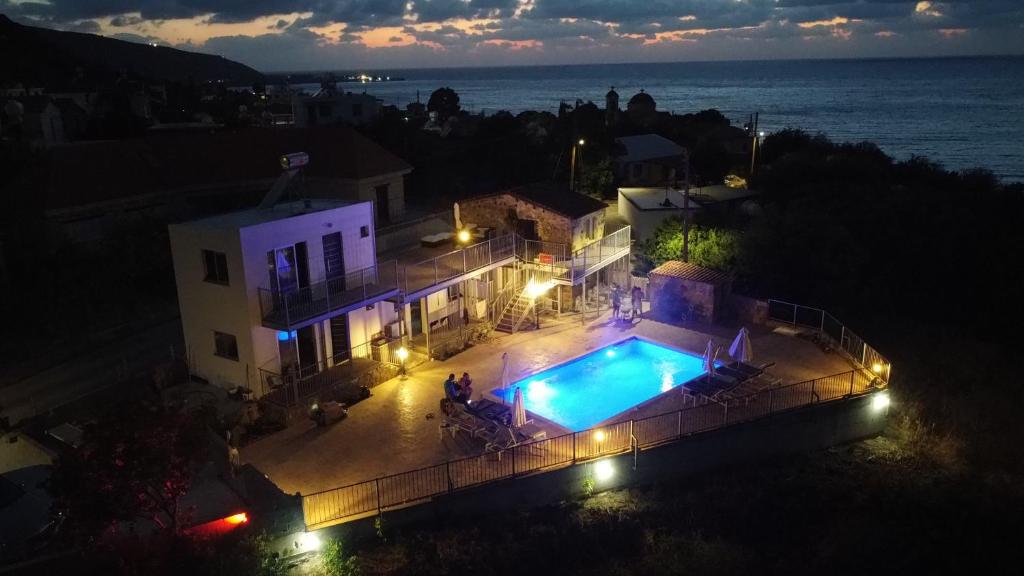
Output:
[2,0,1021,69]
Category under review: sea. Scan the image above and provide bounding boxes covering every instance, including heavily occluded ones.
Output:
[283,57,1024,182]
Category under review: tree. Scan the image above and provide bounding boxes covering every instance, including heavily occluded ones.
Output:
[427,87,460,120]
[690,140,731,186]
[579,158,615,199]
[50,407,208,540]
[637,217,740,274]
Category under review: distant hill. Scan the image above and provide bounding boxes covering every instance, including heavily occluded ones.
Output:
[0,14,263,88]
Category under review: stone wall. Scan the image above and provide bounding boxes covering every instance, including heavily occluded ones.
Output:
[459,194,572,245]
[649,274,722,323]
[729,294,769,325]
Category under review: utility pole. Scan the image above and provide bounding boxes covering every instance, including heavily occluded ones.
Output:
[681,148,691,263]
[569,138,585,193]
[749,112,760,177]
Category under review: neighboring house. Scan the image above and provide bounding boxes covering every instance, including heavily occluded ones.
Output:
[169,200,401,395]
[618,184,761,241]
[39,125,412,245]
[613,134,685,187]
[649,260,733,324]
[458,182,608,252]
[292,90,381,127]
[1,96,65,147]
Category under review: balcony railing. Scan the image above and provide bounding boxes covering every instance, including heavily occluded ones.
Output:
[258,261,399,330]
[567,226,632,283]
[401,234,516,295]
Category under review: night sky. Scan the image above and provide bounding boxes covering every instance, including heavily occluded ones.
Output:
[3,1,1023,71]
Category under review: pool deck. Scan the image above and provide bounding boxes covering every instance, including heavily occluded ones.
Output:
[241,309,860,496]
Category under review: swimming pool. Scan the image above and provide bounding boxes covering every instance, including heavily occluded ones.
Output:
[493,337,709,431]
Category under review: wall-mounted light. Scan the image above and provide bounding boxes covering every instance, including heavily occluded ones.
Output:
[594,459,614,481]
[872,391,891,412]
[457,229,471,244]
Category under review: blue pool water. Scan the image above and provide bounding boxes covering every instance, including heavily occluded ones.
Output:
[494,337,708,432]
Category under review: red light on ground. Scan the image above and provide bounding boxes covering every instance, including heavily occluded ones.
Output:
[224,512,248,525]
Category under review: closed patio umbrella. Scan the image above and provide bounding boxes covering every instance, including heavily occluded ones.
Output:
[501,352,512,404]
[703,339,717,385]
[728,327,753,363]
[512,386,527,429]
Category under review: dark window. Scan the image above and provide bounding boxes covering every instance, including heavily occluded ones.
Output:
[352,103,363,117]
[360,225,370,238]
[322,232,345,281]
[203,250,229,285]
[214,331,238,361]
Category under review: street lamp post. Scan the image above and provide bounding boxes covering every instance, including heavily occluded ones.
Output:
[570,138,585,193]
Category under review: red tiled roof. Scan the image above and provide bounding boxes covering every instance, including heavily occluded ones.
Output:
[42,125,412,211]
[649,260,733,285]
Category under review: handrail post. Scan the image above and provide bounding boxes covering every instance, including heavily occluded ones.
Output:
[572,432,577,463]
[722,403,729,425]
[375,477,382,515]
[849,370,855,396]
[768,388,775,414]
[677,410,682,438]
[446,461,453,494]
[463,248,468,274]
[810,378,817,403]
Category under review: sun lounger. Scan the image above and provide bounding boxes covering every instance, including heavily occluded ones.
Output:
[467,398,512,426]
[482,424,547,459]
[440,404,492,439]
[728,361,775,378]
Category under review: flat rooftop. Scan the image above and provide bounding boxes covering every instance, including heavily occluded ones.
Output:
[175,199,353,231]
[619,187,702,211]
[619,184,759,211]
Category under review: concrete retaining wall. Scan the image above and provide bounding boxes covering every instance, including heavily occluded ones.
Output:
[316,392,888,542]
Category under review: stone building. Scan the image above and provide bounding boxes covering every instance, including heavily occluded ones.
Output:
[649,260,733,324]
[457,182,607,252]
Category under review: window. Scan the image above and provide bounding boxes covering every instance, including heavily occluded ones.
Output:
[203,250,229,285]
[214,332,238,361]
[360,225,370,238]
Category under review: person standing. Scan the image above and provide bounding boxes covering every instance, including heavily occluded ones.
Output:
[631,285,644,320]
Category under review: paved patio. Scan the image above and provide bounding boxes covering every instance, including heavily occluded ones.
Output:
[241,309,860,496]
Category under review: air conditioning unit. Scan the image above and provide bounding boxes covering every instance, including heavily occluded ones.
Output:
[384,321,403,339]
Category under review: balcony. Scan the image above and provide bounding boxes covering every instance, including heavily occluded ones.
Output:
[400,234,516,298]
[517,226,632,286]
[258,261,400,331]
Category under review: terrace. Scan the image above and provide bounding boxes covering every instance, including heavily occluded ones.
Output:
[242,302,884,528]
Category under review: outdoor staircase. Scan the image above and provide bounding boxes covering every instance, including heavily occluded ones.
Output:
[495,290,535,334]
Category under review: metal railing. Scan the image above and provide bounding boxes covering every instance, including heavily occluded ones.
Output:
[257,261,399,330]
[567,226,631,283]
[767,300,891,383]
[402,234,516,295]
[302,366,881,529]
[259,337,408,408]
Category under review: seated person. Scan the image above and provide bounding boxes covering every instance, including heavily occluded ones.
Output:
[444,374,460,401]
[457,372,473,403]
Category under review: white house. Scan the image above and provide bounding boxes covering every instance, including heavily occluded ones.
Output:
[169,199,401,396]
[613,134,685,187]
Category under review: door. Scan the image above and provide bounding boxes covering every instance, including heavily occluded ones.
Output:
[410,300,423,335]
[296,325,318,377]
[322,232,345,292]
[329,315,349,362]
[375,184,390,225]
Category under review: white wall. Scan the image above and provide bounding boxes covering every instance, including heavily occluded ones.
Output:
[239,202,377,375]
[170,201,377,392]
[168,223,253,390]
